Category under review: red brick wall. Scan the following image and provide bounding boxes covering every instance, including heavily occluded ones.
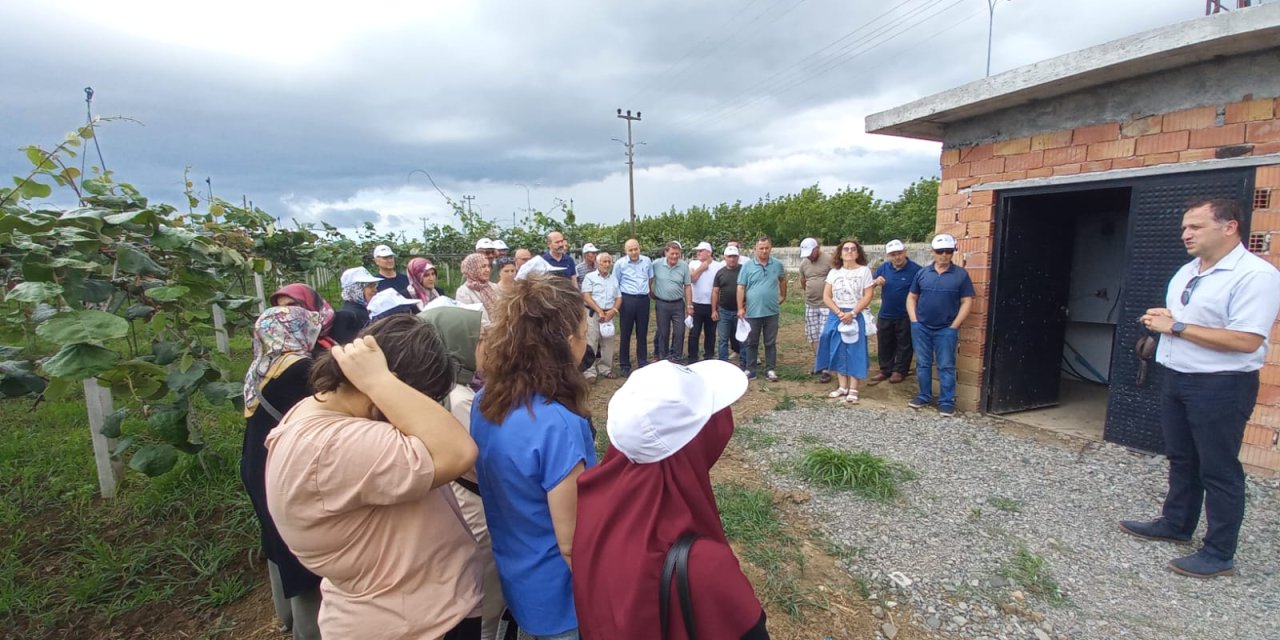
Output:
[935,97,1280,474]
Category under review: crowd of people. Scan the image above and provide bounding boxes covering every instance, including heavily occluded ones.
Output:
[238,229,981,640]
[235,196,1280,640]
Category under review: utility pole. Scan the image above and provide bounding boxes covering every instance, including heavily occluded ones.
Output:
[985,0,1015,77]
[462,194,475,215]
[616,108,641,239]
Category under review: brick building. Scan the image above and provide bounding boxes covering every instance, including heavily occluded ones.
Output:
[867,6,1280,473]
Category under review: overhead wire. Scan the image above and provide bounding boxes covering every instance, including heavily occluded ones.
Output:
[685,0,971,127]
[633,0,812,114]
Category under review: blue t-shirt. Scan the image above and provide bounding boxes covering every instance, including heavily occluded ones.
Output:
[471,393,597,635]
[374,272,411,297]
[873,259,922,320]
[909,263,976,330]
[542,252,577,279]
[738,257,786,318]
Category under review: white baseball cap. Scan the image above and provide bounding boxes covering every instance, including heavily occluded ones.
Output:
[607,360,748,464]
[800,237,819,253]
[582,243,600,254]
[367,289,422,318]
[837,318,861,344]
[694,241,713,253]
[931,234,957,250]
[373,244,395,258]
[493,239,509,250]
[885,239,905,253]
[669,240,683,250]
[724,246,740,257]
[340,266,381,288]
[515,255,567,280]
[475,238,495,250]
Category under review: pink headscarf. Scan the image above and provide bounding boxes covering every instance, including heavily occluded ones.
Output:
[460,253,498,314]
[407,257,441,304]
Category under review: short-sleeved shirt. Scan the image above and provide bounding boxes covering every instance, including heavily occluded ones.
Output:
[688,259,723,305]
[738,257,786,318]
[265,406,481,640]
[542,252,576,279]
[1156,243,1280,373]
[826,266,875,309]
[910,263,976,330]
[614,255,653,295]
[873,259,922,320]
[375,272,411,297]
[471,394,597,636]
[799,254,832,307]
[652,259,692,302]
[713,266,741,311]
[575,259,596,280]
[581,270,621,310]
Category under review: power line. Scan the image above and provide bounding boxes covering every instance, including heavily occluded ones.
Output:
[675,0,937,127]
[687,0,969,127]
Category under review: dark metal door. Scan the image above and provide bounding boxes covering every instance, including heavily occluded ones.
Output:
[1104,169,1255,452]
[985,195,1076,414]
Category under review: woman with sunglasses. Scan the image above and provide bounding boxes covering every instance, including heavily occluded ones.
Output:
[816,240,876,404]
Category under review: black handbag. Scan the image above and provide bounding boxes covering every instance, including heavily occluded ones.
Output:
[659,533,699,640]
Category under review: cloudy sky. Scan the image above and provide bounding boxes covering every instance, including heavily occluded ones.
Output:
[1,0,1206,236]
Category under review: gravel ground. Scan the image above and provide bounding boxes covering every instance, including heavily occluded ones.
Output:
[747,404,1280,640]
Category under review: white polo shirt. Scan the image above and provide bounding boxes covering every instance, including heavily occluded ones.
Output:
[1156,243,1280,373]
[688,259,723,305]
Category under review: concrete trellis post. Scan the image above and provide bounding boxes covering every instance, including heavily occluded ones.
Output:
[83,380,121,499]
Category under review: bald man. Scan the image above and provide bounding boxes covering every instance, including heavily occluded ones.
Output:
[614,238,654,376]
[542,231,577,285]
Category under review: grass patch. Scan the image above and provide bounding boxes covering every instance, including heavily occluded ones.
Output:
[0,356,259,636]
[999,546,1068,607]
[774,392,796,411]
[797,446,916,502]
[797,433,823,445]
[733,424,780,450]
[715,483,826,620]
[988,496,1023,513]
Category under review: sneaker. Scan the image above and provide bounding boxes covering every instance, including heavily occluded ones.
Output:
[766,370,779,382]
[1117,519,1193,544]
[938,405,955,417]
[907,398,928,410]
[745,371,758,381]
[867,373,889,386]
[1168,549,1235,578]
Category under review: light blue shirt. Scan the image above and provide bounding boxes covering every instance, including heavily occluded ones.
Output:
[614,254,653,295]
[1156,243,1280,373]
[581,270,620,310]
[738,257,786,318]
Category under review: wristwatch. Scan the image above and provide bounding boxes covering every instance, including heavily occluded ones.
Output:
[1171,321,1186,337]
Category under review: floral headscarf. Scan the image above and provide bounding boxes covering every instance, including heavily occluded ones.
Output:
[407,257,441,304]
[243,306,322,418]
[460,252,498,314]
[269,283,335,348]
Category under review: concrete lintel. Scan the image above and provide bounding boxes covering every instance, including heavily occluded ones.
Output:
[866,4,1280,142]
[967,154,1280,193]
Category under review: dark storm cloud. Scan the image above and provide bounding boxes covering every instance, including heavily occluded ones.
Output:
[0,1,1205,228]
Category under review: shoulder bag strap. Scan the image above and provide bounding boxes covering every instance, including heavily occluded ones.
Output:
[660,533,700,640]
[256,395,284,422]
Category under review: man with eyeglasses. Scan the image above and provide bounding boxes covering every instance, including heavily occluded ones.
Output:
[1121,198,1280,579]
[905,233,974,417]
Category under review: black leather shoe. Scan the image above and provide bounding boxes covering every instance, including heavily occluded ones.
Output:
[1118,519,1193,544]
[1168,549,1234,578]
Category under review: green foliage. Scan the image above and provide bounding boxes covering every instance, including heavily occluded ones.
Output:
[797,446,917,502]
[1000,546,1068,606]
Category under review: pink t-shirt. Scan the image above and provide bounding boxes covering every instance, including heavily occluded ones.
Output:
[265,404,481,639]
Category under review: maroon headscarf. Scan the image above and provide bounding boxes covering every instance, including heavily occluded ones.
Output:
[406,257,441,304]
[269,283,336,349]
[573,408,764,640]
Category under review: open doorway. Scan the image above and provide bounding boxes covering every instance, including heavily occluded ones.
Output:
[984,187,1132,440]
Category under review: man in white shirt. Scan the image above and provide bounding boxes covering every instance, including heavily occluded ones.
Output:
[687,241,723,363]
[1121,198,1280,579]
[581,252,621,381]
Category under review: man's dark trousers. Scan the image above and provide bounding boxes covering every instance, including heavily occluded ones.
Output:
[876,316,913,376]
[1159,367,1258,561]
[653,298,684,361]
[618,293,650,373]
[687,302,716,362]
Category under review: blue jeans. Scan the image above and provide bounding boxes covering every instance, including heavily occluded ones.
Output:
[1159,368,1257,561]
[910,323,958,409]
[716,308,743,367]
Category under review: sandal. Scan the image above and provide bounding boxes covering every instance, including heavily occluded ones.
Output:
[843,389,860,404]
[827,387,849,398]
